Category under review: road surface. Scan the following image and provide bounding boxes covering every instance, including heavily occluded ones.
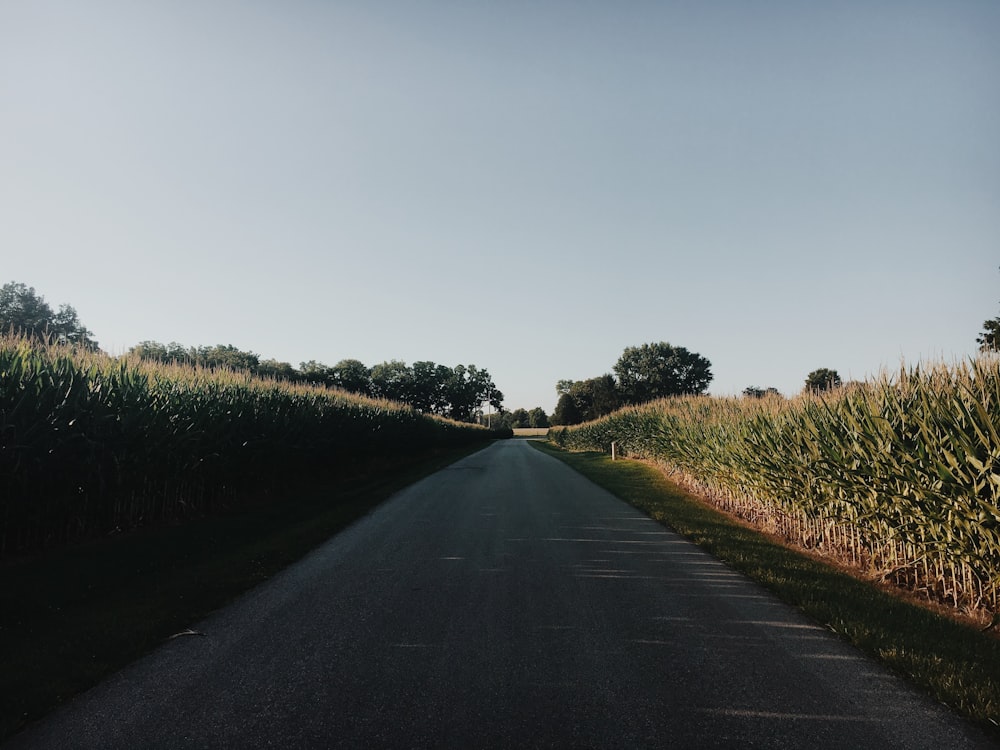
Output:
[6,440,994,748]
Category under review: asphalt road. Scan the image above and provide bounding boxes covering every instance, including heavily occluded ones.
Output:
[7,440,995,748]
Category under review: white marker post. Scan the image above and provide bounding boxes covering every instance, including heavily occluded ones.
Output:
[611,441,617,461]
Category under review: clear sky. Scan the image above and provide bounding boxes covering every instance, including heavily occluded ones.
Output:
[2,1,998,414]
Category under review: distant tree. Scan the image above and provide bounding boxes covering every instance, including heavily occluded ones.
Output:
[442,364,502,422]
[0,281,98,349]
[510,408,530,428]
[978,318,1000,352]
[299,360,335,387]
[556,379,577,396]
[552,393,582,426]
[361,360,503,421]
[805,368,842,393]
[257,359,297,381]
[743,386,781,399]
[977,267,1000,352]
[613,342,712,404]
[528,407,549,428]
[410,361,452,414]
[370,360,413,402]
[191,344,260,372]
[50,304,98,349]
[481,409,515,430]
[129,341,267,374]
[129,340,171,362]
[329,359,371,395]
[569,374,620,420]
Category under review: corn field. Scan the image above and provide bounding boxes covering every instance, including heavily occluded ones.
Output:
[550,359,1000,616]
[0,337,493,557]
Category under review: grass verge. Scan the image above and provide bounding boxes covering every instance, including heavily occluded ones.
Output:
[0,443,490,743]
[532,441,1000,737]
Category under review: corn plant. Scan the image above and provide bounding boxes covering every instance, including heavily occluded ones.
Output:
[0,336,492,557]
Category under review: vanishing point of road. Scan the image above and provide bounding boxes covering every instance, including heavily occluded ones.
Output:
[7,440,994,749]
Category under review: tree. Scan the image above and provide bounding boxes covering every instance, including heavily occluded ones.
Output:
[257,359,297,381]
[569,375,620,421]
[480,409,515,430]
[442,364,502,422]
[192,344,260,372]
[552,393,582,426]
[129,340,170,362]
[130,340,192,364]
[613,342,712,404]
[743,386,782,399]
[50,304,98,349]
[978,319,1000,352]
[528,407,549,428]
[299,360,334,387]
[370,360,413,402]
[368,361,502,422]
[977,267,1000,352]
[410,361,452,414]
[0,281,98,349]
[556,379,577,396]
[328,359,371,395]
[805,368,842,393]
[510,408,530,428]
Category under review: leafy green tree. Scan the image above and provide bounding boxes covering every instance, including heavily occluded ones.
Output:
[129,341,269,375]
[743,386,781,399]
[329,359,371,394]
[613,342,712,404]
[978,318,1000,352]
[410,361,452,414]
[556,379,577,396]
[804,368,842,393]
[976,267,1000,352]
[552,393,582,426]
[257,359,297,381]
[570,375,620,420]
[481,409,515,430]
[443,364,502,422]
[192,344,260,372]
[368,361,501,421]
[129,340,170,362]
[0,281,98,349]
[509,408,530,428]
[299,360,334,387]
[370,360,413,402]
[528,407,549,428]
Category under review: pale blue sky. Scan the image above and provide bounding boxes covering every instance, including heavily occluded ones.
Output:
[2,0,998,413]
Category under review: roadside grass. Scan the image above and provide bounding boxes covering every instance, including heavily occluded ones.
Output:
[0,443,489,743]
[532,441,1000,736]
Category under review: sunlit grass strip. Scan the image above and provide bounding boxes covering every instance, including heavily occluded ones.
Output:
[0,336,491,556]
[549,359,1000,617]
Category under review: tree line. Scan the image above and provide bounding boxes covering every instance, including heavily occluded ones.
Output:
[126,347,503,424]
[485,407,549,430]
[1,282,502,424]
[10,275,1000,428]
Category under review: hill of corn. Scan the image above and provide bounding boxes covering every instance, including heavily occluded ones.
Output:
[0,337,498,557]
